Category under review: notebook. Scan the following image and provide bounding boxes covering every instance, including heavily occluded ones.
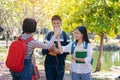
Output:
[75,48,87,63]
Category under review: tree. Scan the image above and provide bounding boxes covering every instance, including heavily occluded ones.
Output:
[82,0,120,71]
[0,0,51,47]
[44,0,120,71]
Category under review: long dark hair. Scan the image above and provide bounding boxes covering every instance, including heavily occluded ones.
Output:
[75,26,90,43]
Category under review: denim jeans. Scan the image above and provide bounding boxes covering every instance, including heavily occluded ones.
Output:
[10,59,33,80]
[45,64,65,80]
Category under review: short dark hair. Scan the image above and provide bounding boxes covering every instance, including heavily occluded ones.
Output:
[22,18,37,33]
[76,26,90,43]
[51,15,61,22]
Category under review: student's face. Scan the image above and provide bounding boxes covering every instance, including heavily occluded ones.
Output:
[52,20,61,29]
[74,29,83,40]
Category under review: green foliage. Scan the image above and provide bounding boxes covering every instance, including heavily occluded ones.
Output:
[0,0,51,35]
[0,0,120,37]
[44,0,120,37]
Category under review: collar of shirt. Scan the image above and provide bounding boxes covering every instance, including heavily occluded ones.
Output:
[76,41,86,48]
[21,33,33,40]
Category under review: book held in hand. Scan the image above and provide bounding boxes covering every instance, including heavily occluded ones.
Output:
[75,48,87,63]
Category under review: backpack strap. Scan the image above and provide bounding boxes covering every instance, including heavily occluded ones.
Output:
[29,51,34,59]
[84,42,93,65]
[18,36,33,43]
[47,31,67,43]
[71,41,93,65]
[71,42,77,54]
[62,31,67,43]
[84,42,88,49]
[18,36,34,59]
[24,38,33,43]
[47,31,67,42]
[25,38,34,59]
[71,42,75,54]
[71,42,88,54]
[47,32,54,41]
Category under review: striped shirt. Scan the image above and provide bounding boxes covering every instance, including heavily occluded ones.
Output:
[21,33,56,59]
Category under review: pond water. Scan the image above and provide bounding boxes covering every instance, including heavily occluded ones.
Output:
[66,50,120,71]
[92,50,120,71]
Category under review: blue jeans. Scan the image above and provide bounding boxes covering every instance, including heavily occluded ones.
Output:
[10,59,33,80]
[45,64,65,80]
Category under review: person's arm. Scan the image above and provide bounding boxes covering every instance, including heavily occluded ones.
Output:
[60,42,72,54]
[56,33,62,54]
[41,33,49,55]
[72,56,85,62]
[34,27,59,49]
[63,33,70,55]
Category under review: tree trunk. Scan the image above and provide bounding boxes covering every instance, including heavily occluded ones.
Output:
[95,34,104,71]
[6,39,8,48]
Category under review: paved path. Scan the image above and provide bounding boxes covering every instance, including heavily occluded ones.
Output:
[0,62,70,80]
[0,61,120,80]
[0,61,46,80]
[0,40,120,80]
[0,62,12,80]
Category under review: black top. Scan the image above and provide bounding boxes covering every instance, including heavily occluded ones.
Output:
[42,31,70,65]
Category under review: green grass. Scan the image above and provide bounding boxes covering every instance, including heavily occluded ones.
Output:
[0,47,8,53]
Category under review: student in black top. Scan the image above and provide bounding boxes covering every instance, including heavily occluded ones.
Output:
[42,15,70,80]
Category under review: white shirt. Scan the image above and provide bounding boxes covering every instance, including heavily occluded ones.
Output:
[62,42,92,74]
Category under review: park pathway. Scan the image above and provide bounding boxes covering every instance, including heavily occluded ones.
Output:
[0,61,120,80]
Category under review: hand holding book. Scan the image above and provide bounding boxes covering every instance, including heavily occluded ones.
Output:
[72,55,85,63]
[74,47,87,63]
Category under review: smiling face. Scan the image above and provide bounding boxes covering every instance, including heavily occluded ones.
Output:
[52,20,61,29]
[74,29,83,41]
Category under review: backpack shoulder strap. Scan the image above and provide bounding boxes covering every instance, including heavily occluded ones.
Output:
[84,42,93,65]
[29,51,34,59]
[62,31,67,43]
[71,42,75,54]
[84,42,88,49]
[24,38,34,43]
[18,36,33,43]
[18,36,34,58]
[47,32,54,41]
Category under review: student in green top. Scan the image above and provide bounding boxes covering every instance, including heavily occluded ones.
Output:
[57,26,92,80]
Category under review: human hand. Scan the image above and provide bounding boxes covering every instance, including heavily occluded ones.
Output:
[50,48,61,54]
[54,48,61,54]
[57,31,60,40]
[48,44,56,51]
[48,48,61,56]
[72,55,77,61]
[54,27,60,38]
